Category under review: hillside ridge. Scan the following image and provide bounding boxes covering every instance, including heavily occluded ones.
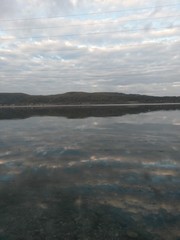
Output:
[0,92,180,105]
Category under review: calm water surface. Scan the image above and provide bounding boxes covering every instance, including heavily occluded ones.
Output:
[0,110,180,240]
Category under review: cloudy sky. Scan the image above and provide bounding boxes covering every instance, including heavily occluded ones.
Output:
[0,0,179,95]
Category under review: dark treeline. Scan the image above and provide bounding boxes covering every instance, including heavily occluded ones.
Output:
[0,92,180,105]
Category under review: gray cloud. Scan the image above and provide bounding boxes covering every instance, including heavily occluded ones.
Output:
[0,0,19,19]
[0,0,179,95]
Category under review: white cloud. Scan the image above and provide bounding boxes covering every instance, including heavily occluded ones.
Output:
[0,0,179,95]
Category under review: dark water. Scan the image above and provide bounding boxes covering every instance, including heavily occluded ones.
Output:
[0,110,180,240]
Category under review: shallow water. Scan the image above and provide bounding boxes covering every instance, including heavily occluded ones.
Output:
[0,110,180,240]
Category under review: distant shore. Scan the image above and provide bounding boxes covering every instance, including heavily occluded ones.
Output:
[1,103,180,120]
[1,102,180,108]
[0,92,180,107]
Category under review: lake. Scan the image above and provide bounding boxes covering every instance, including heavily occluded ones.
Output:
[0,109,179,240]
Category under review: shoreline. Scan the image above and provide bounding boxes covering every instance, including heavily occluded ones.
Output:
[0,103,180,120]
[1,102,180,109]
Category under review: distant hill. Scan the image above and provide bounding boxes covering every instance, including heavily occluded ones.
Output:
[0,92,180,105]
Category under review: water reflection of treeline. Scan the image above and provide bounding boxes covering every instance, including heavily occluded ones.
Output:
[0,104,180,119]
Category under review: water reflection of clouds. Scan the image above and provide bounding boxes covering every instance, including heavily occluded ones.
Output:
[114,110,180,125]
[0,111,180,239]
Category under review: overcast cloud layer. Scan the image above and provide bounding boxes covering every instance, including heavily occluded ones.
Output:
[0,0,180,95]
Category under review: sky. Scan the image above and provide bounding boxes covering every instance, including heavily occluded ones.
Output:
[0,0,180,96]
